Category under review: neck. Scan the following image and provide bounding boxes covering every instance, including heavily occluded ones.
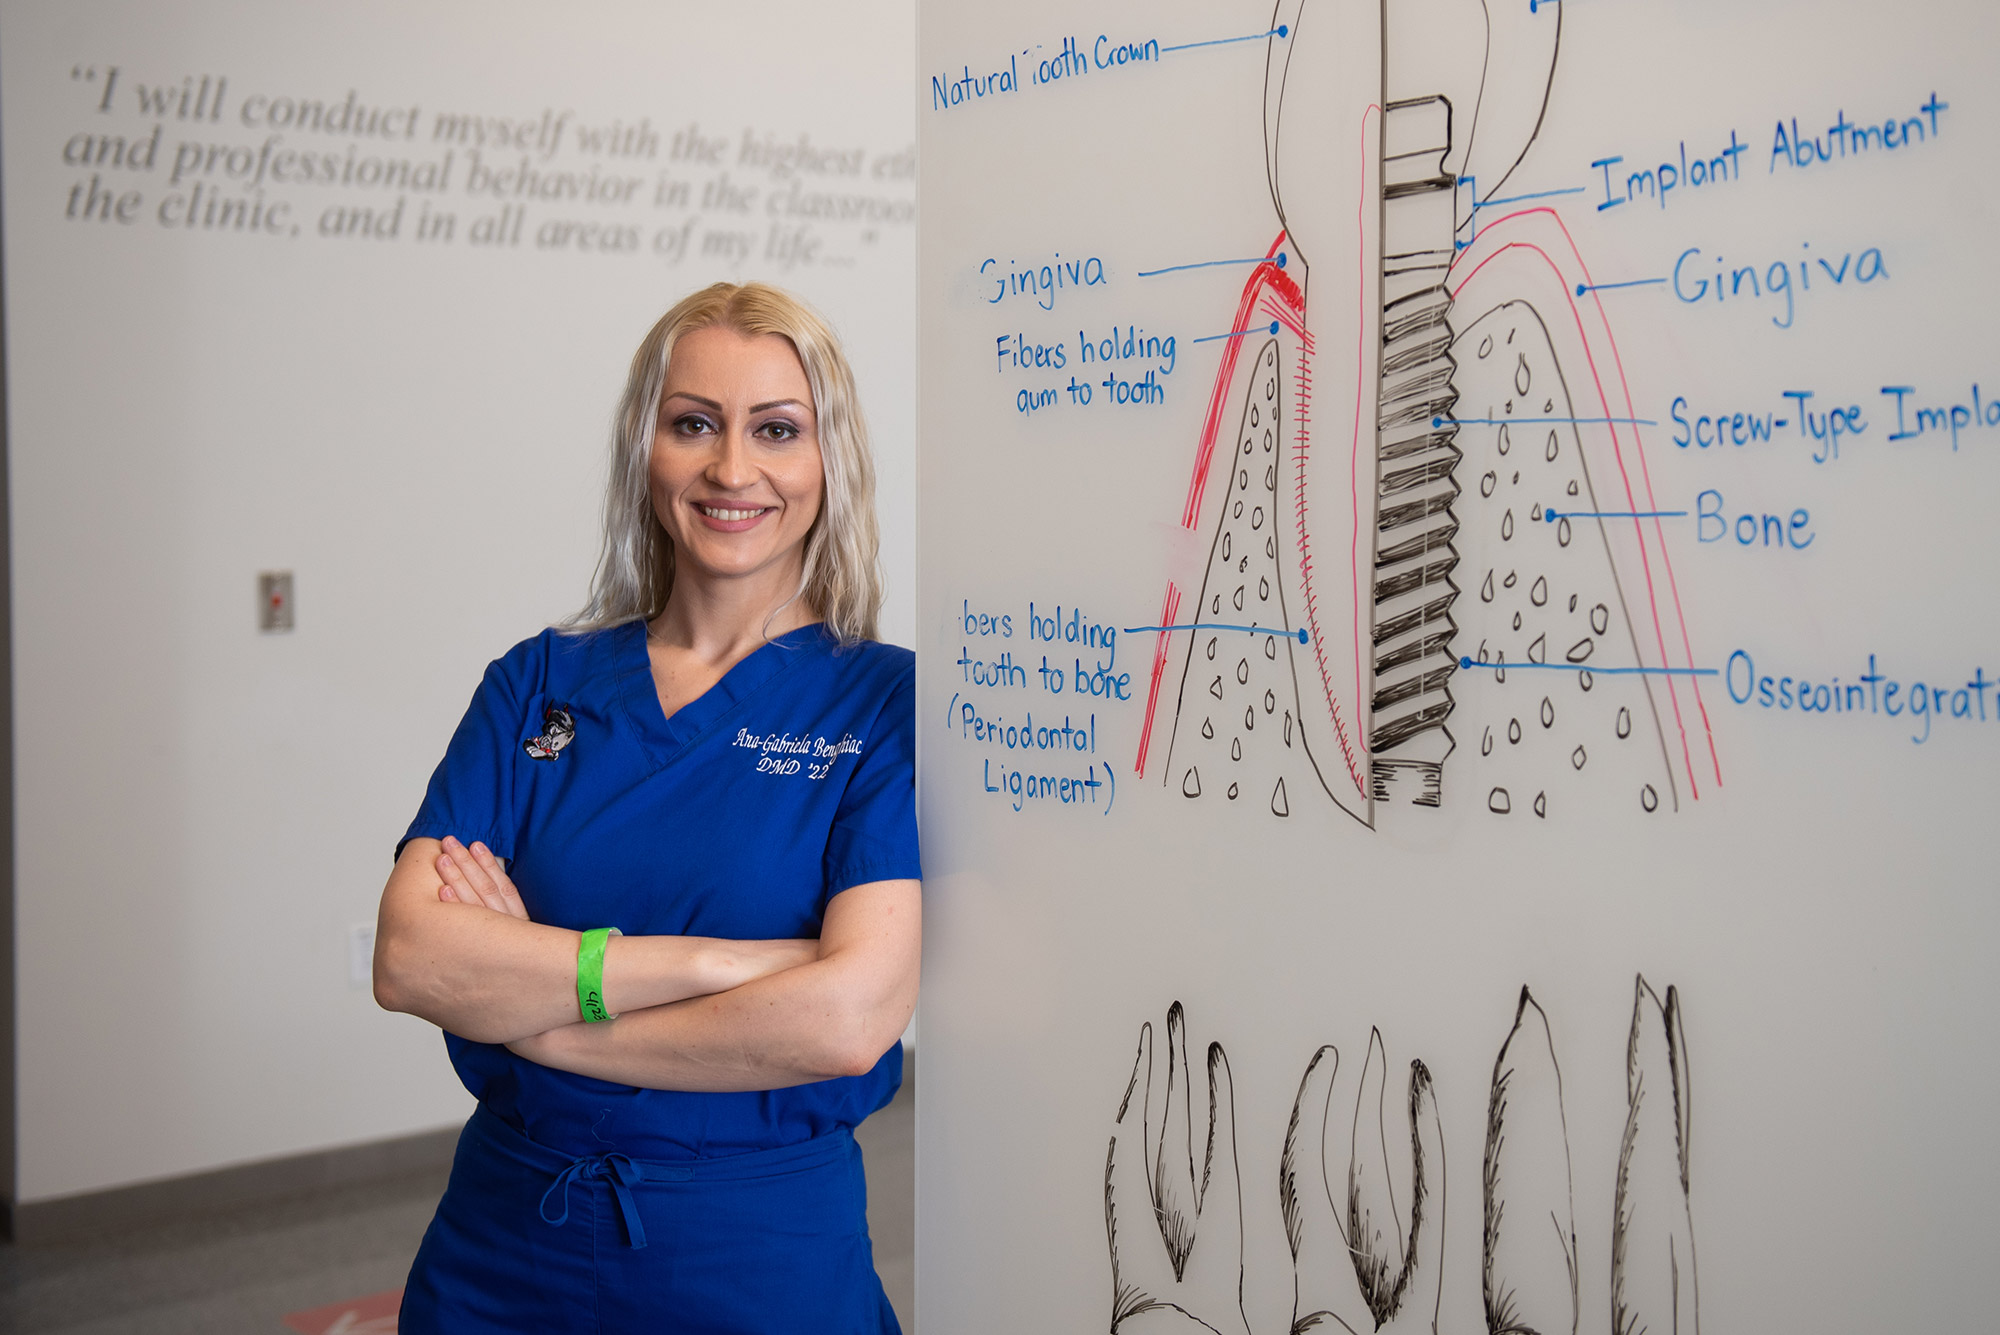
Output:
[647,563,817,661]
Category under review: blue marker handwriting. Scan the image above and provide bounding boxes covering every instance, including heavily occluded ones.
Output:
[1881,384,2000,452]
[930,34,1164,113]
[1585,93,1946,215]
[1672,242,1887,329]
[1593,131,1749,212]
[983,253,1106,312]
[1694,491,1814,549]
[1727,650,1995,746]
[1672,391,1865,463]
[997,324,1180,414]
[1771,94,1947,172]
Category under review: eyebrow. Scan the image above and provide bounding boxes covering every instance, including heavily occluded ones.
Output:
[661,392,810,414]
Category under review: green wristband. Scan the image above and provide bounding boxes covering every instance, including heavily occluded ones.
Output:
[576,927,622,1023]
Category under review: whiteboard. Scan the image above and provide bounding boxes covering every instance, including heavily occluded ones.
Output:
[916,1,1999,1331]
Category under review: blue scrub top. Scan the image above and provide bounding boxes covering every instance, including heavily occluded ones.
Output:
[401,620,920,1161]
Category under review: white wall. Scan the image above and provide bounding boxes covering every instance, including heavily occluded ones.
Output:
[0,0,914,1204]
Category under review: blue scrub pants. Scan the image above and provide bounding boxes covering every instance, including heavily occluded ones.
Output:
[401,1104,900,1334]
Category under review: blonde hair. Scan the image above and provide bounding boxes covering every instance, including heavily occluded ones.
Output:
[569,282,882,644]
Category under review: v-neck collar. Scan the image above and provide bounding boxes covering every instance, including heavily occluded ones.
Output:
[616,619,830,767]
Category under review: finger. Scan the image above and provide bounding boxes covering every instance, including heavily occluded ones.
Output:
[433,848,486,909]
[467,841,530,920]
[437,881,459,902]
[438,838,507,914]
[1153,1002,1198,1282]
[1484,987,1577,1335]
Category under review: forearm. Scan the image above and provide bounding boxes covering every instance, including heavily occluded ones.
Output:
[511,879,921,1091]
[373,839,812,1043]
[516,956,912,1091]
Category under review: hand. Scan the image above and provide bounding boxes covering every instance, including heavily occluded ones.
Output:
[434,837,530,920]
[1282,1031,1444,1335]
[1105,1003,1248,1335]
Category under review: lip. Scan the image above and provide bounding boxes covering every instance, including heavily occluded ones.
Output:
[690,500,776,533]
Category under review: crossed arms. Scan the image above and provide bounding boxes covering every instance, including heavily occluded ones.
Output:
[372,836,920,1091]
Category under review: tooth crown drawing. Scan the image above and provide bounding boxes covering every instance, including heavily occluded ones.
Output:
[1139,0,1723,828]
[1105,980,1698,1335]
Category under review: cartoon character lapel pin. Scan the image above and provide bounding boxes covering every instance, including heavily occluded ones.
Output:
[524,705,576,760]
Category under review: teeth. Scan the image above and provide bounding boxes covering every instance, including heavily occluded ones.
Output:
[699,505,764,521]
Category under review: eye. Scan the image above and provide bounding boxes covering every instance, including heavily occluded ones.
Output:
[668,413,716,438]
[757,418,803,443]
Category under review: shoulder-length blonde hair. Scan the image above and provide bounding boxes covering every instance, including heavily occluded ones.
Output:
[568,282,882,644]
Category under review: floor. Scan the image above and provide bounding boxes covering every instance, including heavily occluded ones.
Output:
[0,1073,916,1334]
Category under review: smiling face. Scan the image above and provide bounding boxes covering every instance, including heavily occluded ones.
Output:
[650,325,825,603]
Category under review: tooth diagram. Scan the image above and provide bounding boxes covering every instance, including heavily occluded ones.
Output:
[1612,977,1698,1335]
[1136,0,1722,826]
[1485,987,1579,1335]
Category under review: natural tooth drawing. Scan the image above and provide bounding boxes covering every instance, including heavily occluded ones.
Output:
[1138,0,1381,829]
[1101,982,1698,1335]
[1138,0,1719,824]
[1612,978,1698,1335]
[1484,987,1579,1335]
[1106,1003,1250,1334]
[1281,1032,1445,1334]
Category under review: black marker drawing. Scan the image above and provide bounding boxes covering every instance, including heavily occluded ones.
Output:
[1100,980,1698,1334]
[1484,987,1578,1335]
[1449,299,1680,819]
[1281,1031,1444,1334]
[1164,338,1358,822]
[1106,1003,1250,1334]
[1139,0,1722,823]
[1612,977,1698,1335]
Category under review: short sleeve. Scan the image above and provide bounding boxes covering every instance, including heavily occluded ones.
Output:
[397,643,538,863]
[822,658,922,898]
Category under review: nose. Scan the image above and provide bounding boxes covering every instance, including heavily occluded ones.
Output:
[704,424,758,492]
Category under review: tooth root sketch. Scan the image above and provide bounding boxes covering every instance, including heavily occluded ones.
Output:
[1138,0,1721,826]
[1348,1032,1442,1327]
[1138,0,1381,828]
[1612,978,1699,1335]
[1107,1003,1250,1335]
[1108,982,1700,1335]
[1281,1030,1445,1335]
[1484,987,1579,1335]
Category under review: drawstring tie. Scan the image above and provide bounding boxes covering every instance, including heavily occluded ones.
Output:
[541,1153,650,1248]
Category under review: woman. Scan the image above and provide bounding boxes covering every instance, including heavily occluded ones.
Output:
[373,282,920,1333]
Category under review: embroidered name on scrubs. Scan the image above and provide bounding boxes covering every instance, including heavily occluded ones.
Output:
[733,727,864,780]
[523,705,576,760]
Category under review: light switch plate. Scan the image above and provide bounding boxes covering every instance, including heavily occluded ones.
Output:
[259,571,294,631]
